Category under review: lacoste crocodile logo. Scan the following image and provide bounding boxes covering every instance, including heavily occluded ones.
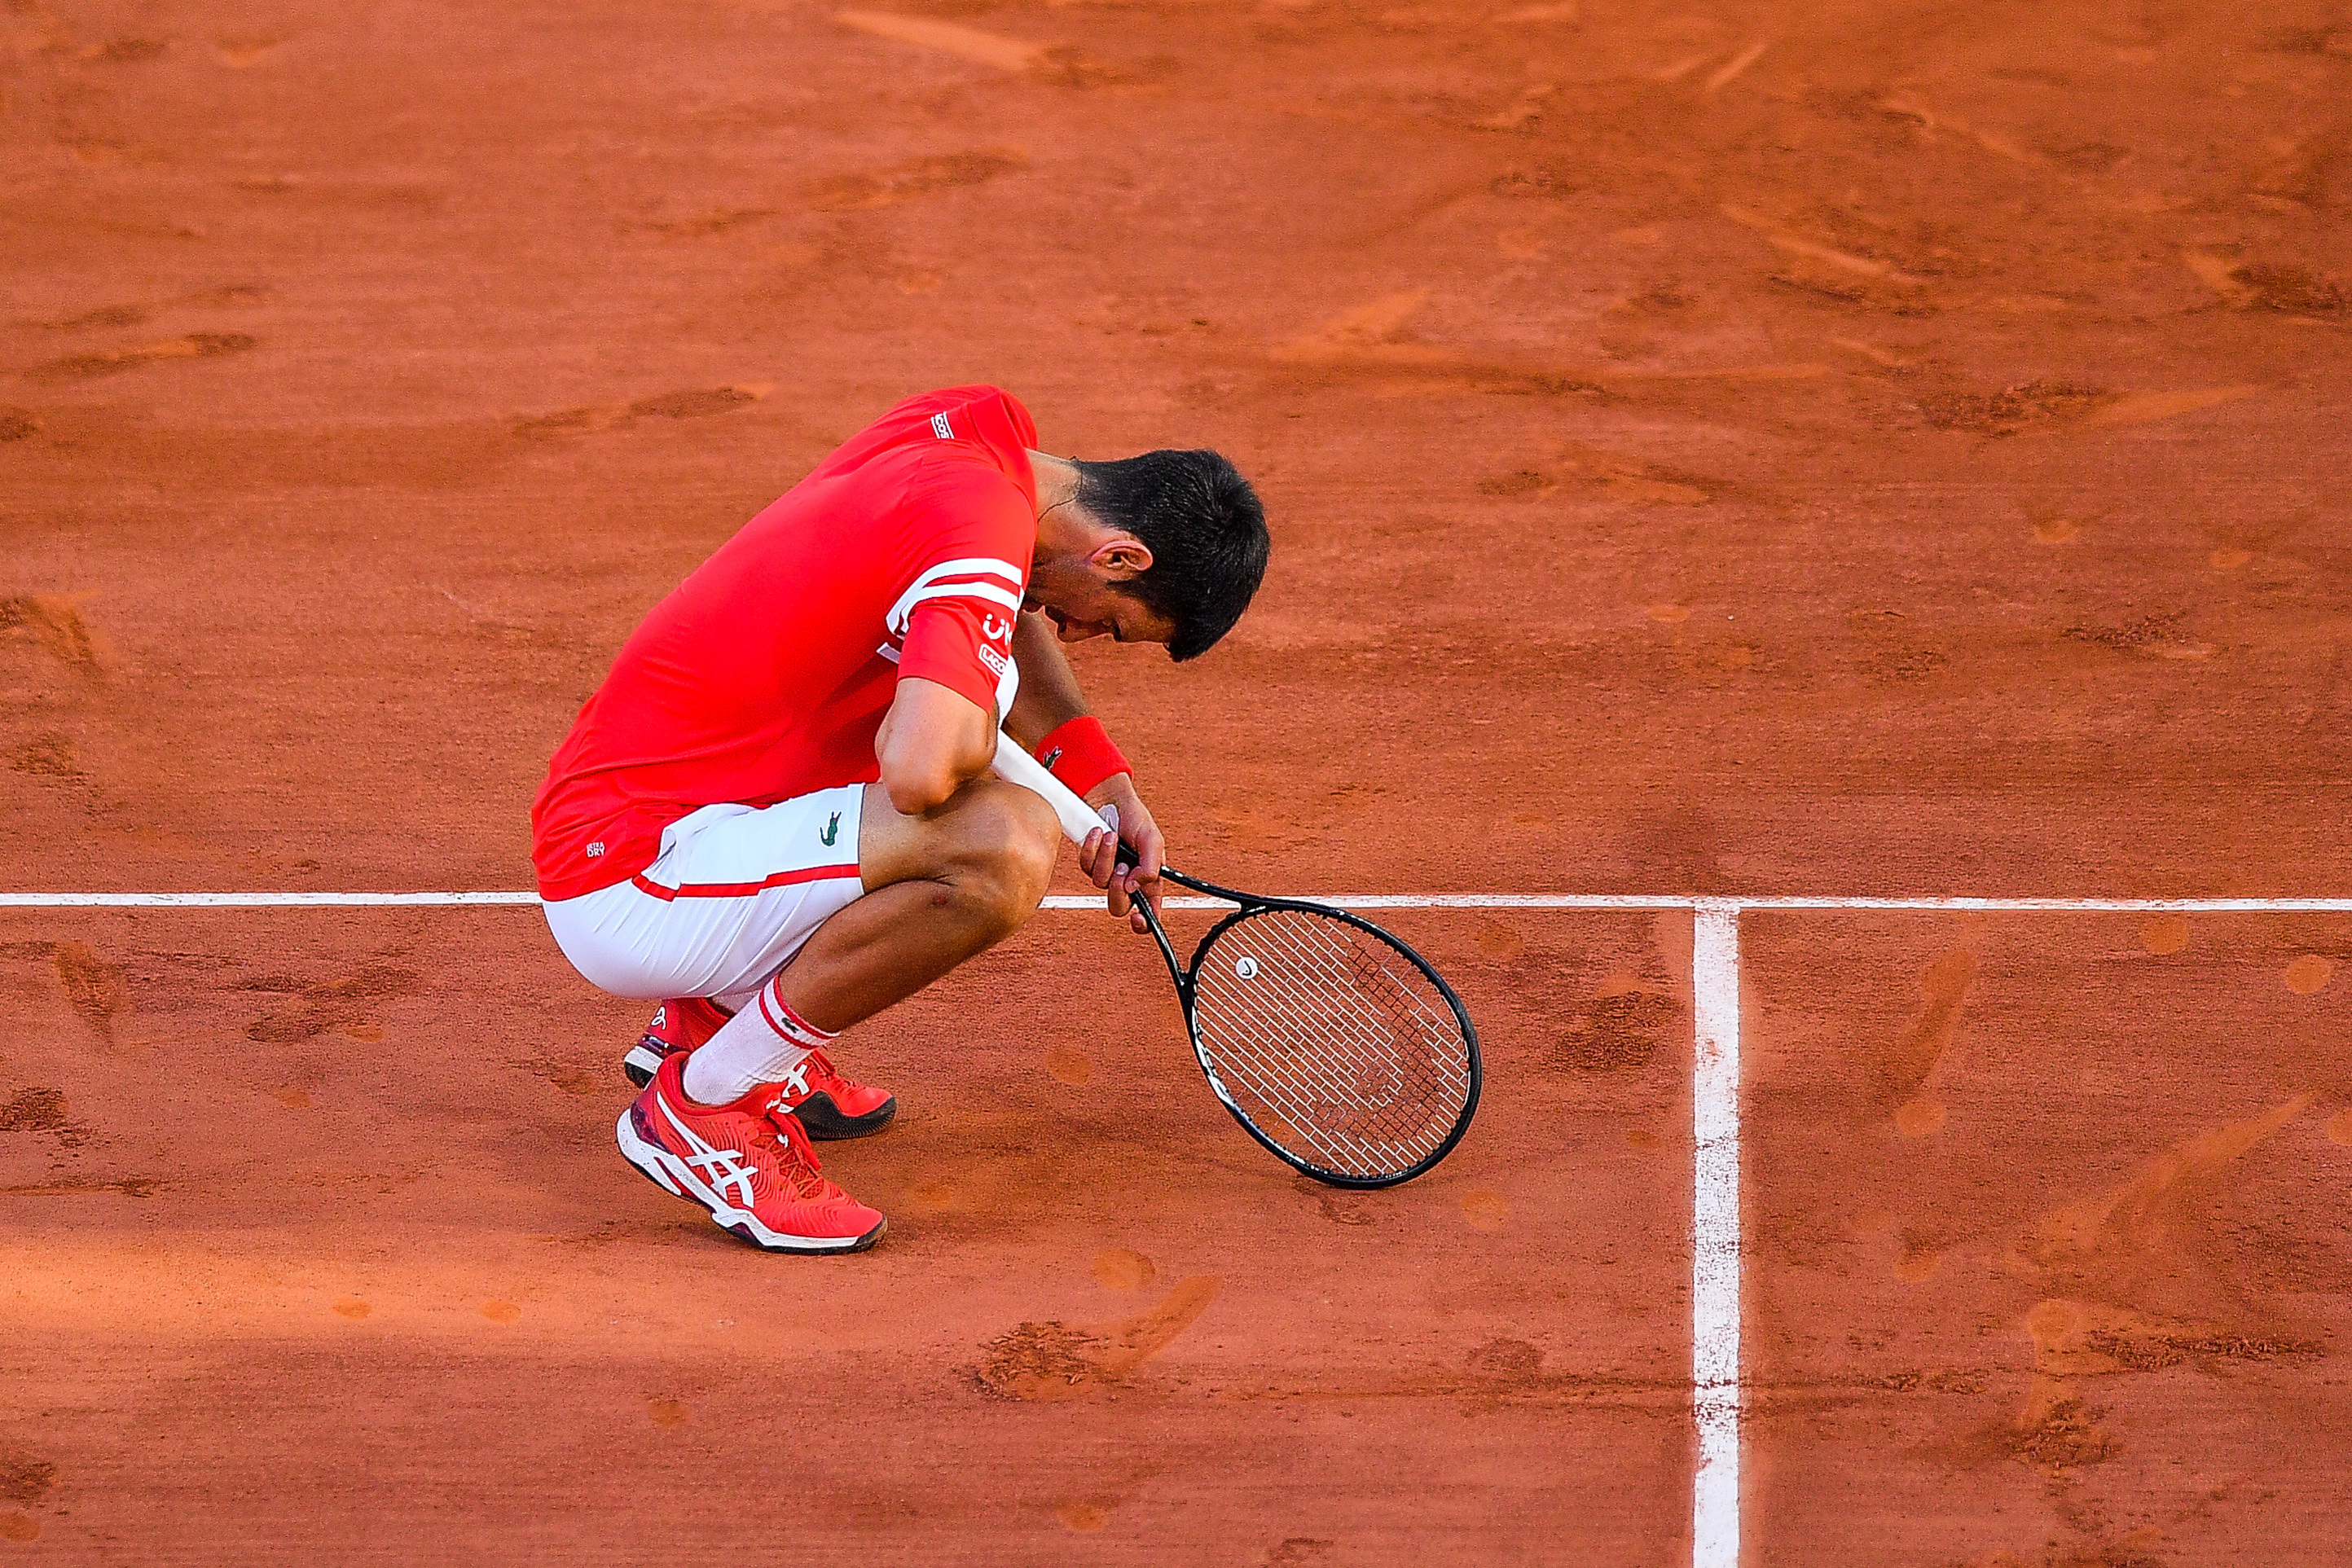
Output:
[819,812,841,848]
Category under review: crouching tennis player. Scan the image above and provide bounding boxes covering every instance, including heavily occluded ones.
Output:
[533,387,1269,1253]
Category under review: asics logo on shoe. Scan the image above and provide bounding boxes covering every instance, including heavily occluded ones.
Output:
[657,1097,761,1207]
[779,1061,813,1099]
[649,1004,669,1030]
[819,811,841,848]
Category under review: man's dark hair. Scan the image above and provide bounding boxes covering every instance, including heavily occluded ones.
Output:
[1071,449,1268,661]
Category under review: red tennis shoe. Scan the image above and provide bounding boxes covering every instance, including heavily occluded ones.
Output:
[771,1048,897,1140]
[616,1052,885,1254]
[622,999,896,1140]
[622,997,726,1088]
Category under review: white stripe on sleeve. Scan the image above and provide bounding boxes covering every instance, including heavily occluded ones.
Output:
[885,557,1027,635]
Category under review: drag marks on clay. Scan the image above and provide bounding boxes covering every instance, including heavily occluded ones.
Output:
[1271,289,1456,371]
[2183,253,2346,314]
[1874,94,2042,169]
[0,595,109,675]
[830,11,1155,89]
[0,1458,55,1511]
[1701,39,1769,95]
[509,1056,602,1096]
[1915,379,2258,437]
[635,207,779,239]
[1274,289,1821,403]
[836,11,1044,72]
[805,150,1027,213]
[26,333,257,381]
[1466,1336,1545,1383]
[1719,204,1923,289]
[513,384,774,441]
[240,964,418,1045]
[977,1275,1220,1401]
[1472,81,1558,133]
[81,37,165,64]
[2012,1296,2322,1478]
[1478,445,1716,507]
[1914,380,2117,436]
[7,734,85,786]
[29,284,267,335]
[1875,949,1976,1138]
[2080,386,2262,428]
[53,942,127,1044]
[0,1086,89,1149]
[0,1176,155,1198]
[2062,610,2214,663]
[2329,1110,2352,1146]
[2016,1094,2310,1326]
[1296,1175,1376,1228]
[1555,973,1679,1072]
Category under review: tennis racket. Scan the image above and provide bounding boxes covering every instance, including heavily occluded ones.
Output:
[994,734,1481,1188]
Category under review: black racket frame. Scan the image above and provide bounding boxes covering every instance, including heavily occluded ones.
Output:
[1123,863,1484,1190]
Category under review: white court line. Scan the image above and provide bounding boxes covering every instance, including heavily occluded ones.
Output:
[1690,902,1742,1568]
[7,891,2350,911]
[6,885,2348,1568]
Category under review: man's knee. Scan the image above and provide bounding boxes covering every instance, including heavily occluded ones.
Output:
[946,783,1060,927]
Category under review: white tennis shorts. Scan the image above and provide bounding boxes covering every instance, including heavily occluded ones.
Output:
[541,784,867,1005]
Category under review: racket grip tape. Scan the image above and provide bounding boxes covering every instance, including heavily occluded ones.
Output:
[991,729,1117,845]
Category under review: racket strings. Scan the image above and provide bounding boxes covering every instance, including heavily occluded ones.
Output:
[1190,908,1473,1179]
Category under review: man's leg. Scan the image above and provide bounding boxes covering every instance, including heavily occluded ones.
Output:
[678,776,1061,1105]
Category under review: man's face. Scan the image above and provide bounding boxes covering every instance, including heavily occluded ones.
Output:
[1024,534,1177,646]
[1027,580,1176,647]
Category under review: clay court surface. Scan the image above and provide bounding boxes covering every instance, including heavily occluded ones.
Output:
[5,0,2350,1561]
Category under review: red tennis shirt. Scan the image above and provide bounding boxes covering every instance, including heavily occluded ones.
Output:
[531,386,1039,901]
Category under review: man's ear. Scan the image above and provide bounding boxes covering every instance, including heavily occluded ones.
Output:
[1090,537,1154,581]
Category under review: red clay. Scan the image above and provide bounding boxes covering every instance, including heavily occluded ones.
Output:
[5,0,2350,1561]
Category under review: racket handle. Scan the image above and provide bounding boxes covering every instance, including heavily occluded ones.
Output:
[991,729,1115,845]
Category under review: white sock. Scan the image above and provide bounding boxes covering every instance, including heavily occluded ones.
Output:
[680,973,837,1107]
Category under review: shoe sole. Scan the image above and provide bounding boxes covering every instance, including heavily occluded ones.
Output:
[614,1103,884,1254]
[621,1048,896,1141]
[793,1091,897,1141]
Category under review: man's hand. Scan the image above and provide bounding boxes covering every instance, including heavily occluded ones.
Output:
[1079,774,1163,933]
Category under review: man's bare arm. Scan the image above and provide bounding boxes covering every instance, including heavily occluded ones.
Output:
[1004,610,1088,750]
[874,677,996,815]
[1000,609,1164,929]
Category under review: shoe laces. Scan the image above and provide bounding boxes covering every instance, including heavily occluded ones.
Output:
[762,1096,851,1204]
